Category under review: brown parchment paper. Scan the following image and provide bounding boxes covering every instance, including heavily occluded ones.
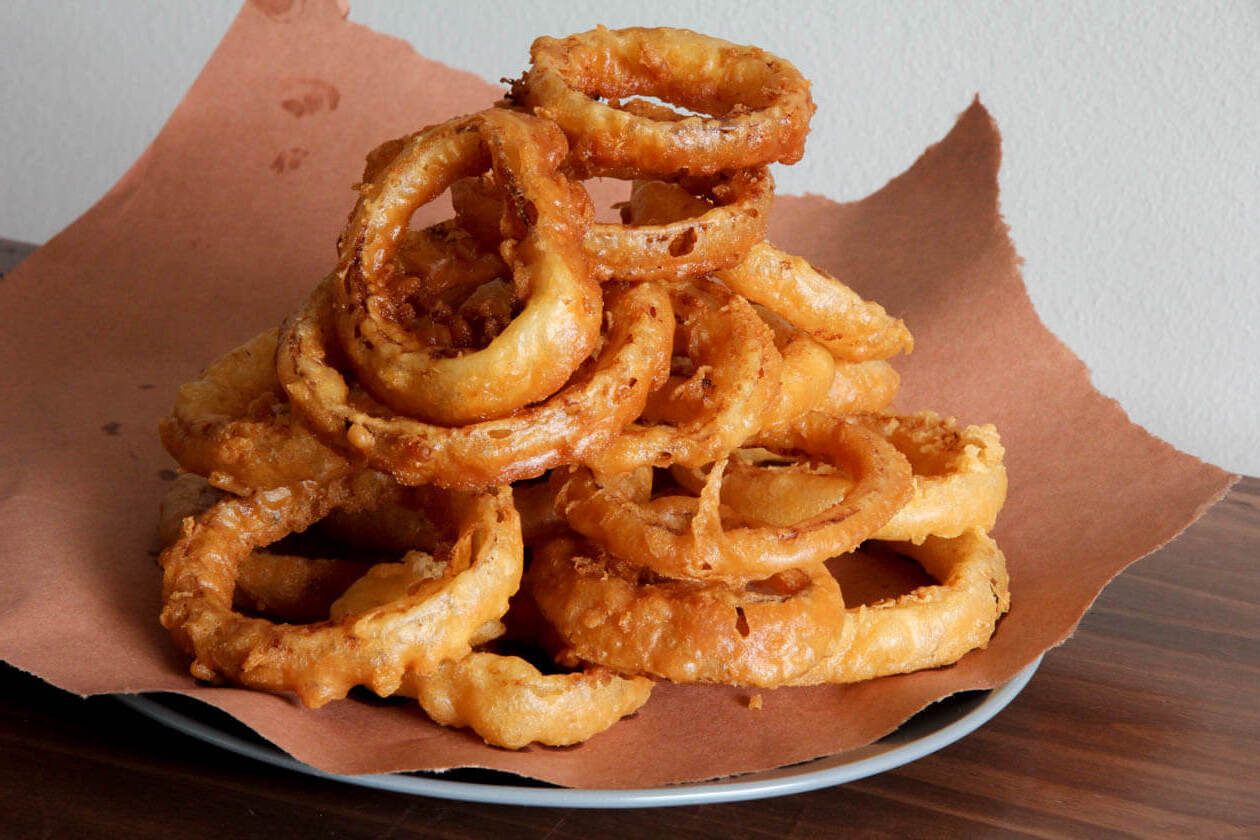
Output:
[0,0,1236,788]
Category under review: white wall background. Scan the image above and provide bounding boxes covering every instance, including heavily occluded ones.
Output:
[2,1,1256,475]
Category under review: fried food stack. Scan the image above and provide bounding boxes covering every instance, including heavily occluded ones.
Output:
[157,26,1009,749]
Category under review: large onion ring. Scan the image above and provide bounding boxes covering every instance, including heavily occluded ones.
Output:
[158,329,352,494]
[396,655,652,749]
[788,529,1011,684]
[278,276,672,490]
[511,27,815,178]
[530,537,845,687]
[159,480,523,708]
[335,108,601,425]
[326,553,653,748]
[583,277,781,473]
[556,413,913,583]
[677,412,1007,543]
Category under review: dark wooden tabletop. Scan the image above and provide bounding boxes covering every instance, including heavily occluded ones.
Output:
[2,241,1257,838]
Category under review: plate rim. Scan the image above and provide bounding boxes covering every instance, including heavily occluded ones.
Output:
[116,655,1040,809]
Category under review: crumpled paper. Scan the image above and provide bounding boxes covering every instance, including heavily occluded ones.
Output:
[0,0,1235,787]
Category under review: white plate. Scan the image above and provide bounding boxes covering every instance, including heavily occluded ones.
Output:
[117,655,1040,809]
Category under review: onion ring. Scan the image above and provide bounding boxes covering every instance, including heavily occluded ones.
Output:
[453,168,772,282]
[159,480,523,707]
[716,243,914,361]
[158,329,353,494]
[392,220,510,316]
[788,529,1011,684]
[335,108,601,425]
[676,412,1006,543]
[158,474,371,624]
[396,655,652,749]
[556,413,913,583]
[511,27,815,178]
[812,360,901,418]
[277,275,672,490]
[327,554,653,747]
[515,466,650,547]
[512,478,568,547]
[639,306,835,430]
[530,537,845,687]
[623,180,913,362]
[583,277,781,473]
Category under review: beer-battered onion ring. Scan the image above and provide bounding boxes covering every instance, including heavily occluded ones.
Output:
[812,360,901,418]
[530,538,845,687]
[556,413,913,583]
[511,27,815,178]
[677,412,1007,543]
[512,478,568,547]
[159,481,523,708]
[158,329,353,495]
[453,168,772,282]
[587,168,771,281]
[335,109,601,425]
[640,306,834,430]
[449,175,507,249]
[515,466,651,546]
[716,243,913,362]
[623,180,912,361]
[584,277,781,473]
[396,655,652,749]
[788,529,1011,684]
[158,474,371,624]
[278,276,672,490]
[327,557,652,748]
[392,221,510,316]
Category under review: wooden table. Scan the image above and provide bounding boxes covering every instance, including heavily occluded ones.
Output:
[2,240,1256,837]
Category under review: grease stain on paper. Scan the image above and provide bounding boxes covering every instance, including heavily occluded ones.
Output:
[279,78,340,117]
[270,147,310,174]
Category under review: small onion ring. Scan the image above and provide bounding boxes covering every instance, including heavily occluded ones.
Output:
[676,412,1007,543]
[787,529,1011,684]
[511,26,816,178]
[515,466,651,547]
[530,537,845,687]
[335,108,601,425]
[812,360,901,418]
[716,242,914,362]
[453,169,773,282]
[391,220,510,318]
[158,329,353,495]
[396,655,653,749]
[640,306,835,430]
[277,275,673,490]
[158,474,371,624]
[623,180,913,362]
[583,276,781,473]
[556,413,913,583]
[159,480,523,708]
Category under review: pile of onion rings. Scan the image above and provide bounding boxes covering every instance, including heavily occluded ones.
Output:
[155,26,1009,750]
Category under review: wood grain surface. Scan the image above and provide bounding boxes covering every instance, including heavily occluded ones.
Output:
[1,241,1256,838]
